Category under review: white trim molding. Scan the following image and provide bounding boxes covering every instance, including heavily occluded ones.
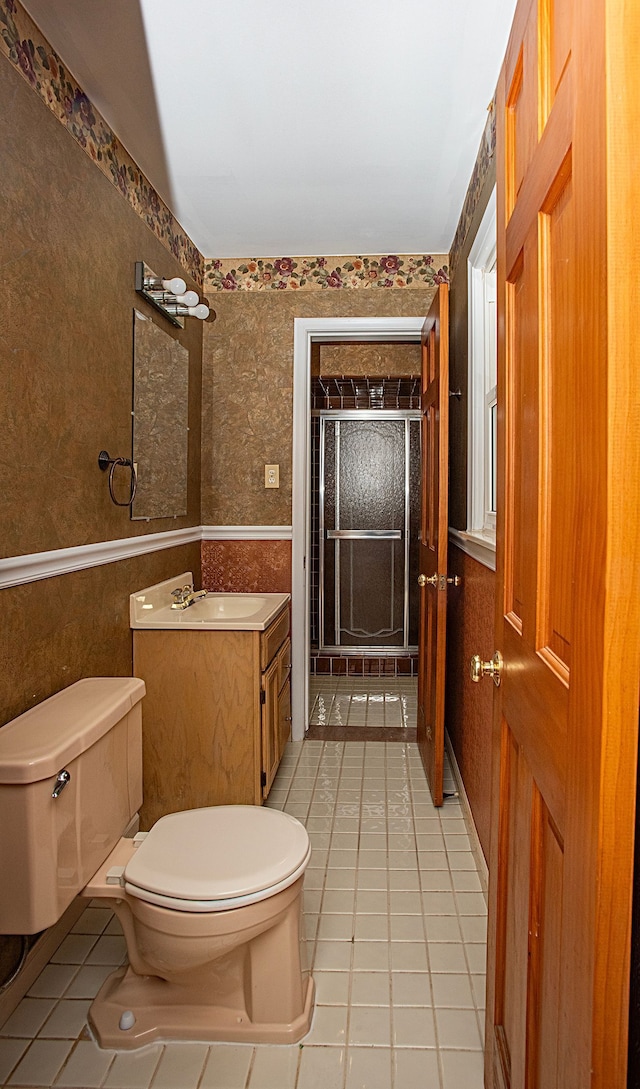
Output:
[291,316,426,743]
[0,527,203,591]
[449,528,496,572]
[202,525,292,540]
[0,525,295,591]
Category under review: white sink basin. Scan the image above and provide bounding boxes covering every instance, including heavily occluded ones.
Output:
[130,573,289,632]
[188,595,267,620]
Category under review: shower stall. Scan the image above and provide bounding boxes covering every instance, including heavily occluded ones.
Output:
[310,407,422,671]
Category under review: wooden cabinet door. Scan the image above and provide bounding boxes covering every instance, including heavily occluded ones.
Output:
[278,678,291,758]
[277,639,292,756]
[417,285,449,807]
[486,0,640,1085]
[261,656,280,799]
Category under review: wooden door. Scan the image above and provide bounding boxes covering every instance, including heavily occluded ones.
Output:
[486,0,640,1086]
[417,285,449,807]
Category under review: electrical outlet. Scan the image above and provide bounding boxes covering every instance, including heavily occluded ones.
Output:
[265,464,279,488]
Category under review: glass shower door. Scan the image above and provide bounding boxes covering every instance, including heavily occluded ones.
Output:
[319,412,420,652]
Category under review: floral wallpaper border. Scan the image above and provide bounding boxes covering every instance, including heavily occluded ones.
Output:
[448,101,496,280]
[0,0,203,284]
[204,254,449,292]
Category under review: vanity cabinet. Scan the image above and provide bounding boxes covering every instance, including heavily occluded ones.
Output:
[133,607,291,829]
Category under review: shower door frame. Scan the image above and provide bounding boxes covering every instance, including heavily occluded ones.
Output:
[316,409,421,655]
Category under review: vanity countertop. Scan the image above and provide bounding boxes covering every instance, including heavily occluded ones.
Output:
[130,573,289,632]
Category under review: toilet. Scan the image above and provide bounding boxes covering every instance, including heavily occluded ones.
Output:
[0,678,314,1049]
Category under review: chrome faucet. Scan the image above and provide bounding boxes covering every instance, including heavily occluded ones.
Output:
[170,584,207,610]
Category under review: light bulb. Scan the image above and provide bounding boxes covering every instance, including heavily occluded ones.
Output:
[161,276,187,295]
[175,290,199,307]
[189,303,210,320]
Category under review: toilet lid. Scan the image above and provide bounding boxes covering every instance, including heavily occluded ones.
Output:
[124,806,310,903]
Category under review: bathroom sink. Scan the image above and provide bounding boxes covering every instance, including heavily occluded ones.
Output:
[130,573,289,631]
[181,595,266,620]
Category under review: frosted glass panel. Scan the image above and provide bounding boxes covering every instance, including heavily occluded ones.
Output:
[338,540,404,647]
[338,421,405,530]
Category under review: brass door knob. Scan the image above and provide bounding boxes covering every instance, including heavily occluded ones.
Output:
[418,573,438,587]
[470,651,503,687]
[447,576,462,587]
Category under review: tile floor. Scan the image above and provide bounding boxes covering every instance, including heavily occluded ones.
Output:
[0,714,487,1089]
[308,678,417,730]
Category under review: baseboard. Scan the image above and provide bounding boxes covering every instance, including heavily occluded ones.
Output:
[444,730,489,899]
[0,899,85,1028]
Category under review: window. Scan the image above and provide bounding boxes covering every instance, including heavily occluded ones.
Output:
[467,190,497,553]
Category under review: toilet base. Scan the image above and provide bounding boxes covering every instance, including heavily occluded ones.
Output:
[89,964,315,1049]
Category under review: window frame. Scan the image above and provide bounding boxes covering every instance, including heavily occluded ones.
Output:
[466,189,497,555]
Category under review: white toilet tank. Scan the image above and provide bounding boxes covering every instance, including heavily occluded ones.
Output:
[0,678,145,934]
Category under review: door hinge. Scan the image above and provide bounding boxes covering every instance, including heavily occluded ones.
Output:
[261,771,267,788]
[260,689,266,705]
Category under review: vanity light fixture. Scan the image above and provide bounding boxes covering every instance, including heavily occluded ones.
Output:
[135,261,214,328]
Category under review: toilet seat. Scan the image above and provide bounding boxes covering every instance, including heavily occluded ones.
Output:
[123,806,311,913]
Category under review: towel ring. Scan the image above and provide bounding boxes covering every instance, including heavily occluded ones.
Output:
[98,450,138,507]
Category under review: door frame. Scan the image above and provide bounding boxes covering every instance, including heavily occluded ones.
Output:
[291,316,425,740]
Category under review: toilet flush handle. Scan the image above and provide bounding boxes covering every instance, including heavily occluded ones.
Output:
[52,769,71,799]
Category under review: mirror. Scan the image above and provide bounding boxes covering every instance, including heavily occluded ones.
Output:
[131,309,189,520]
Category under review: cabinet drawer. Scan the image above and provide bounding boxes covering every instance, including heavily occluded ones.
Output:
[276,638,291,693]
[260,607,289,670]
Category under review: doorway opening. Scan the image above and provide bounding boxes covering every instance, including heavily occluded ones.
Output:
[291,317,427,742]
[291,315,426,740]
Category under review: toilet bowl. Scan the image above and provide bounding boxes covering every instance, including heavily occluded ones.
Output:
[0,678,314,1049]
[84,805,314,1047]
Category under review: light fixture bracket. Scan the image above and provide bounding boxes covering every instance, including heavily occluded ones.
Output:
[135,261,184,328]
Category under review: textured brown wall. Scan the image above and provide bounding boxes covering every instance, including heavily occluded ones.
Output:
[319,342,421,376]
[201,289,435,526]
[0,54,202,724]
[201,541,291,594]
[0,544,201,726]
[448,159,496,531]
[445,545,495,861]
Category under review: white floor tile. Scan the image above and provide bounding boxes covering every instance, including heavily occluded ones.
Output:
[435,1008,483,1050]
[71,908,113,935]
[427,943,468,974]
[440,1047,485,1088]
[391,972,431,1007]
[431,973,475,1009]
[393,1004,437,1049]
[296,1045,345,1089]
[0,1037,30,1083]
[1,998,57,1038]
[199,1044,253,1089]
[54,1039,115,1087]
[38,1000,91,1039]
[345,1045,392,1089]
[246,1045,299,1088]
[103,1044,163,1088]
[393,1047,441,1087]
[349,971,390,1007]
[348,1005,391,1047]
[8,1039,73,1086]
[151,1042,209,1089]
[304,1005,348,1046]
[50,935,98,965]
[313,971,350,1006]
[28,965,79,999]
[63,965,115,999]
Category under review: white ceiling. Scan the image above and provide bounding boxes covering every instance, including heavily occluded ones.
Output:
[21,0,517,258]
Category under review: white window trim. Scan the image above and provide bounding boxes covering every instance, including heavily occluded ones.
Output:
[466,189,497,565]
